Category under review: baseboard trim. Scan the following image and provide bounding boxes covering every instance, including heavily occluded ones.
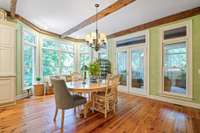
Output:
[119,90,200,109]
[0,101,16,107]
[149,95,200,109]
[16,93,27,100]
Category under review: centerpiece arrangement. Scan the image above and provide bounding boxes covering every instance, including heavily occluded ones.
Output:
[89,61,100,83]
[81,59,111,83]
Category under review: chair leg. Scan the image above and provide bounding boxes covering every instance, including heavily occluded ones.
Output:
[53,108,58,121]
[115,90,118,104]
[84,104,87,118]
[113,102,116,113]
[61,110,65,129]
[92,93,95,113]
[104,102,108,118]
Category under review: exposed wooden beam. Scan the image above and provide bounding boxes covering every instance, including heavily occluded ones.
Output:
[108,7,200,38]
[61,0,135,38]
[10,0,17,18]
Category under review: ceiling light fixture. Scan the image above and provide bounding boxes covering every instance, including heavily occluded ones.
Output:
[85,3,107,51]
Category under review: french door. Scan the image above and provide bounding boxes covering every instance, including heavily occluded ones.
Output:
[117,50,129,92]
[117,45,148,95]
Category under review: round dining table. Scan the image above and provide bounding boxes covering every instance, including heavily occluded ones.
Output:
[66,80,107,118]
[66,80,107,93]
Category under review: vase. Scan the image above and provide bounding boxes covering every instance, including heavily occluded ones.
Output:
[90,76,97,83]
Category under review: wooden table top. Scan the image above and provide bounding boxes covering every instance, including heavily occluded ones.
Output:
[66,80,107,93]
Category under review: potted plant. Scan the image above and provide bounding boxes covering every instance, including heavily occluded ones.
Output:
[34,76,44,96]
[89,61,100,83]
[36,76,41,84]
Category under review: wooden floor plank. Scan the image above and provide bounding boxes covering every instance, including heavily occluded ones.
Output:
[0,93,200,133]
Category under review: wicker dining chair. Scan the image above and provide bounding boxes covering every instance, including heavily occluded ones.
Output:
[93,75,120,118]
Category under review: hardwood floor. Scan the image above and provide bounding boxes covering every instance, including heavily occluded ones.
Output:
[0,93,200,133]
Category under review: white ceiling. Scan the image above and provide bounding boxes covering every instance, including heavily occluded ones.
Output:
[0,0,10,11]
[0,0,200,38]
[71,0,200,38]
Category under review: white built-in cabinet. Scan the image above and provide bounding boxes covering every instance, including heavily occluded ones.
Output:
[0,23,16,105]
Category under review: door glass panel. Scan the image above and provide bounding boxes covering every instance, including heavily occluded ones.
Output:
[131,49,144,89]
[117,51,127,86]
[164,42,187,95]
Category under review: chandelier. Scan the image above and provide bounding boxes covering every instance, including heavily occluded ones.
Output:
[85,3,107,51]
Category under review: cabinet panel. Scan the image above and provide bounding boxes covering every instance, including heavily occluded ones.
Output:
[0,46,15,76]
[0,77,16,104]
[0,26,16,46]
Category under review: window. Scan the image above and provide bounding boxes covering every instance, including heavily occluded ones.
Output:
[164,26,186,40]
[42,39,75,77]
[60,50,74,74]
[23,30,36,88]
[79,44,92,69]
[116,35,146,47]
[98,44,108,59]
[161,21,192,98]
[164,42,187,95]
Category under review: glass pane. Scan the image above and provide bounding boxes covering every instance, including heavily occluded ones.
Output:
[131,49,144,89]
[43,66,59,76]
[164,26,186,40]
[24,44,35,87]
[60,52,74,74]
[98,44,108,59]
[42,49,59,76]
[117,35,146,47]
[42,39,59,50]
[60,43,74,52]
[98,52,108,59]
[23,30,36,44]
[80,53,91,78]
[80,44,91,53]
[61,66,74,75]
[117,51,127,86]
[80,53,91,68]
[164,42,187,95]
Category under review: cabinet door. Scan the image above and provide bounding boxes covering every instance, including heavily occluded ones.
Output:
[0,25,16,46]
[0,24,16,76]
[0,77,16,104]
[0,47,15,75]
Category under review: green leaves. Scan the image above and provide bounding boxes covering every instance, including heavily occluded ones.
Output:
[89,61,100,76]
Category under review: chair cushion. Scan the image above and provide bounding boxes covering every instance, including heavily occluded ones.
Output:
[72,95,87,106]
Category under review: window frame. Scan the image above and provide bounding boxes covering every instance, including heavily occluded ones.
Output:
[78,43,92,72]
[41,37,75,78]
[22,28,37,90]
[160,20,193,99]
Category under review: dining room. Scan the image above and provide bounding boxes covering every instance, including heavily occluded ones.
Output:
[0,0,200,133]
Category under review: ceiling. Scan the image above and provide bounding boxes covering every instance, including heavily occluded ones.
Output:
[0,0,200,39]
